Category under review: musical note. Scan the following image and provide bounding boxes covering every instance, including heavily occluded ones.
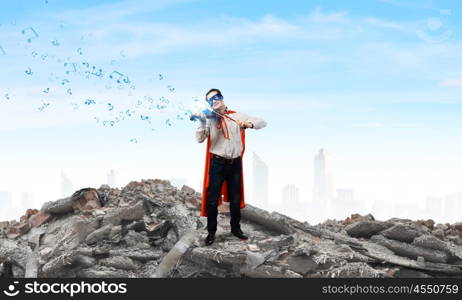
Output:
[66,88,72,95]
[61,79,69,85]
[51,39,60,46]
[41,53,48,60]
[159,74,164,80]
[25,67,33,75]
[21,27,39,43]
[64,62,76,74]
[77,48,83,55]
[82,62,90,68]
[38,101,50,111]
[84,99,96,105]
[165,119,172,126]
[160,97,169,104]
[129,138,138,144]
[109,71,130,84]
[43,88,50,94]
[167,85,175,92]
[110,121,115,126]
[0,46,5,56]
[31,51,38,58]
[4,93,10,100]
[90,66,103,77]
[125,109,133,117]
[140,115,149,121]
[108,103,114,111]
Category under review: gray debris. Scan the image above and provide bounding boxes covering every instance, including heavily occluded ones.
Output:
[1,179,462,278]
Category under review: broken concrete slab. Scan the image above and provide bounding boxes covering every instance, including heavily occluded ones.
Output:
[345,221,390,238]
[381,223,425,243]
[371,235,449,263]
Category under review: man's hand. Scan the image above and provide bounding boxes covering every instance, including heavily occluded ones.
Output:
[190,112,206,123]
[236,120,253,128]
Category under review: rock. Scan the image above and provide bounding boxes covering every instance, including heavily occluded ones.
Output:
[371,235,449,263]
[416,219,435,230]
[381,224,424,243]
[72,188,101,212]
[412,235,451,253]
[7,222,30,239]
[99,256,140,270]
[41,197,73,215]
[452,222,462,232]
[85,225,112,244]
[286,255,318,275]
[28,211,52,228]
[342,213,375,226]
[102,201,145,226]
[345,221,389,238]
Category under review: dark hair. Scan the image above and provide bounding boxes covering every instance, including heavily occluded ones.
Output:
[205,88,222,99]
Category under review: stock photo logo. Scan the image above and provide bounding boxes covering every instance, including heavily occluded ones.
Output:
[3,281,20,297]
[416,9,453,43]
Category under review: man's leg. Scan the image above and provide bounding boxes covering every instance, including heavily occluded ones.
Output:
[227,157,242,233]
[206,156,225,234]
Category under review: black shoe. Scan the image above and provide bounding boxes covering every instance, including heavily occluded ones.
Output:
[231,229,248,240]
[205,233,215,246]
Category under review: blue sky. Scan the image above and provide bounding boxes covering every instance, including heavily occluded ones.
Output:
[1,0,462,222]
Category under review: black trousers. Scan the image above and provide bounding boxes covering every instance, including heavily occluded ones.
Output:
[206,155,242,234]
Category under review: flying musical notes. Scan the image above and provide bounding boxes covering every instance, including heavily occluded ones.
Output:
[21,27,39,43]
[165,119,172,126]
[140,115,149,121]
[159,74,164,80]
[84,99,96,105]
[43,88,50,94]
[38,101,50,111]
[129,138,138,144]
[51,39,60,46]
[108,103,114,111]
[61,79,69,85]
[64,62,76,74]
[4,94,10,100]
[109,71,130,84]
[167,85,175,92]
[90,66,103,77]
[66,88,72,95]
[25,67,33,75]
[77,48,83,55]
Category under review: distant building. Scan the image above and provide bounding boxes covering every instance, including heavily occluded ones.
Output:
[21,191,35,211]
[313,149,334,218]
[0,191,14,221]
[444,192,462,223]
[425,194,443,221]
[253,152,269,210]
[282,184,300,203]
[107,169,117,187]
[61,172,73,198]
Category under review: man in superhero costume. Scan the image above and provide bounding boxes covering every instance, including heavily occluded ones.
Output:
[195,88,267,246]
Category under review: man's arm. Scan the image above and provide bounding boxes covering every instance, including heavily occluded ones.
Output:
[195,119,210,143]
[234,112,267,130]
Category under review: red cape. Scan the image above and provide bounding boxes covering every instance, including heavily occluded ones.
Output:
[200,111,246,217]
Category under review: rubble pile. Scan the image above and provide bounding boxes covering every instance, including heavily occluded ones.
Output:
[1,179,461,278]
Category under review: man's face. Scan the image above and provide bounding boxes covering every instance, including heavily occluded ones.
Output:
[207,91,226,113]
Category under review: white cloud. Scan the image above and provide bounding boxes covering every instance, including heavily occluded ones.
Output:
[439,78,462,87]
